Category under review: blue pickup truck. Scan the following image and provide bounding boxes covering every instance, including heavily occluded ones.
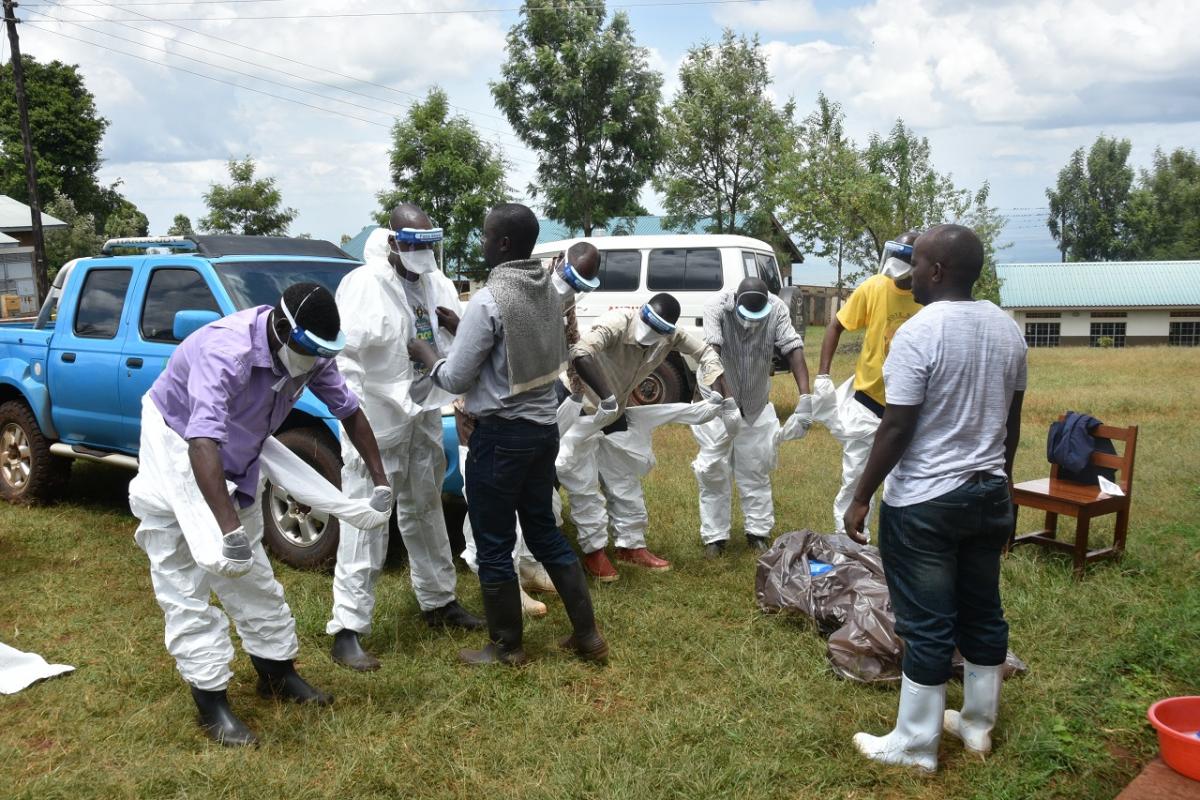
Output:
[0,235,462,569]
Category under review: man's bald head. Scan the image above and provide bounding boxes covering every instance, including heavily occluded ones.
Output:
[897,229,920,246]
[389,203,431,233]
[567,241,600,281]
[910,224,984,305]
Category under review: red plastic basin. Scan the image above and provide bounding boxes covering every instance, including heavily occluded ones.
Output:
[1148,696,1200,782]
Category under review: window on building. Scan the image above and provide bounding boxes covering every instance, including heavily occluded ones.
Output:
[1089,321,1126,347]
[140,269,220,342]
[1169,310,1200,318]
[1024,311,1060,319]
[647,248,722,291]
[1169,321,1200,346]
[1090,311,1127,318]
[598,250,641,292]
[1025,322,1060,348]
[74,268,132,339]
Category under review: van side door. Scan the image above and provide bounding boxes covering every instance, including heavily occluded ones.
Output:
[47,261,137,449]
[117,264,227,452]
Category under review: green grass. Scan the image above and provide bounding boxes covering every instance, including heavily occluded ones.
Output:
[2,327,1198,799]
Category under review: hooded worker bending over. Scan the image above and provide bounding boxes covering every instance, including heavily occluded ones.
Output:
[561,294,724,581]
[693,277,810,558]
[326,204,483,672]
[129,283,391,747]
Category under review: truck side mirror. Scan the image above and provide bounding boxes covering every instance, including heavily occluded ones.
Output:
[173,309,222,341]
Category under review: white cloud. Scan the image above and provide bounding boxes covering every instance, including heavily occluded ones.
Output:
[713,0,826,34]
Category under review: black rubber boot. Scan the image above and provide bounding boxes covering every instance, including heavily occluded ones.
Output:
[746,535,770,554]
[544,560,609,664]
[249,656,334,705]
[190,685,258,747]
[458,580,528,666]
[331,629,381,672]
[422,599,485,631]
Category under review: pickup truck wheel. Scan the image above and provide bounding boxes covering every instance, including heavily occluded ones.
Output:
[0,400,71,505]
[629,361,685,406]
[261,426,342,570]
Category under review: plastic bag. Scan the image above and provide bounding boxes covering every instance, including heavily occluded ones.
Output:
[756,530,1028,683]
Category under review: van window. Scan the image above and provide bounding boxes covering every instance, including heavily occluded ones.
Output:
[74,268,132,339]
[756,253,783,294]
[647,248,722,292]
[599,250,641,292]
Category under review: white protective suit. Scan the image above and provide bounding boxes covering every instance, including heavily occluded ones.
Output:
[557,401,717,554]
[812,376,883,538]
[328,228,463,635]
[129,397,387,690]
[692,404,781,544]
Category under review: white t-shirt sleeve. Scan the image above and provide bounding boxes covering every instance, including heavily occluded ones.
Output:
[883,320,931,406]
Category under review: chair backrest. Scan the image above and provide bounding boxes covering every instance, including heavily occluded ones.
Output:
[1048,414,1138,495]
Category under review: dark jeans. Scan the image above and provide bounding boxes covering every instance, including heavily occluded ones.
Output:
[466,416,578,584]
[879,475,1012,686]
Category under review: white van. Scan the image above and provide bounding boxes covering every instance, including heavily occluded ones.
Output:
[532,234,787,404]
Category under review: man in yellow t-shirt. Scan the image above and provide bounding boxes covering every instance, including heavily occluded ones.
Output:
[815,230,922,540]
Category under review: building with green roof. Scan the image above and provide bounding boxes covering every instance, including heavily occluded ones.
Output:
[997,261,1200,347]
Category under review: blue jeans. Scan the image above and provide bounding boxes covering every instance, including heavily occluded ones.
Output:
[466,416,578,584]
[879,475,1012,686]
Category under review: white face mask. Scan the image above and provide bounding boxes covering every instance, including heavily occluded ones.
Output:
[880,256,912,281]
[398,248,438,275]
[633,318,662,346]
[737,314,765,331]
[278,345,317,378]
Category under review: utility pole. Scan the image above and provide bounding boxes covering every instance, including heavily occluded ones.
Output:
[3,0,49,306]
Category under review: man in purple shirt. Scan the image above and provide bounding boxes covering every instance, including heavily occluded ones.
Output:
[130,282,390,748]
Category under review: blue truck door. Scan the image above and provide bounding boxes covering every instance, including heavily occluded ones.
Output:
[47,263,136,449]
[118,265,226,451]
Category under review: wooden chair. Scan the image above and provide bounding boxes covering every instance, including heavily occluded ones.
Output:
[1010,417,1138,578]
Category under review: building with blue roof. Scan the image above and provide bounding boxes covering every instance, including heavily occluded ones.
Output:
[997,261,1200,347]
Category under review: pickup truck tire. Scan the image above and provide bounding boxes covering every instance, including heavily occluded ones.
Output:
[629,360,686,406]
[261,426,342,570]
[0,400,71,505]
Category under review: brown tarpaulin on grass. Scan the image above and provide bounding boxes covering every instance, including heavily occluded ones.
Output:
[755,530,1028,683]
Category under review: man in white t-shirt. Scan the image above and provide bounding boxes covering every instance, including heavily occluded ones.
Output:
[843,224,1027,773]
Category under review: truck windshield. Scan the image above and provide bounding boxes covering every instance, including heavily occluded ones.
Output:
[214,260,358,310]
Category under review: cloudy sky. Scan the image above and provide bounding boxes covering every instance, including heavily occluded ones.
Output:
[13,0,1200,262]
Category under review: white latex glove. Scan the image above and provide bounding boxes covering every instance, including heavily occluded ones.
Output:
[814,374,834,397]
[720,404,743,437]
[696,397,723,424]
[556,394,584,437]
[590,395,621,429]
[220,526,253,566]
[369,485,393,513]
[779,394,815,442]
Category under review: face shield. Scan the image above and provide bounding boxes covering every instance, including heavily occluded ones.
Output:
[558,261,600,294]
[393,227,444,275]
[280,292,345,359]
[879,240,915,281]
[635,303,676,345]
[735,290,772,327]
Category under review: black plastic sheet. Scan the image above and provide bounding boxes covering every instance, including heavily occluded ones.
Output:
[755,530,1027,683]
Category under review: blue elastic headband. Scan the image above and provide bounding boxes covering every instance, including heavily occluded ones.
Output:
[394,227,444,245]
[281,293,345,358]
[883,240,914,264]
[561,262,600,292]
[640,304,676,335]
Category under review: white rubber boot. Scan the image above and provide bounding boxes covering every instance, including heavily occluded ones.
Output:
[518,561,558,596]
[519,587,547,618]
[944,661,1002,756]
[853,674,946,773]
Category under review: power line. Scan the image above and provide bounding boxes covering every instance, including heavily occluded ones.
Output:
[59,0,519,128]
[26,0,762,20]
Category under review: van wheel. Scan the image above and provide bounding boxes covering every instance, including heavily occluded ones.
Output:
[262,426,342,570]
[0,400,70,505]
[630,361,685,406]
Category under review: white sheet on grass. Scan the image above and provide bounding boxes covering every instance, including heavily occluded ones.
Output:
[0,642,74,695]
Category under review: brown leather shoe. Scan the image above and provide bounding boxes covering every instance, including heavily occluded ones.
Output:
[582,549,619,582]
[615,547,671,572]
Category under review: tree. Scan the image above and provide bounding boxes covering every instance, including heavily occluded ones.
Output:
[1046,135,1134,261]
[1122,147,1200,261]
[0,57,108,217]
[43,194,103,276]
[655,30,794,237]
[491,0,662,235]
[99,189,149,239]
[167,214,196,237]
[778,93,872,294]
[377,88,509,281]
[200,157,297,236]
